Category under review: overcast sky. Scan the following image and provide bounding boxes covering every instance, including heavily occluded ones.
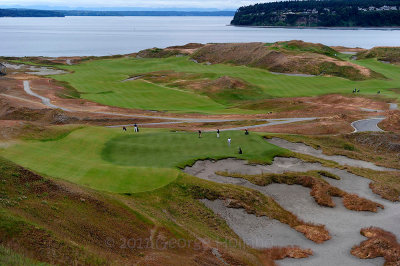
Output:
[0,0,273,10]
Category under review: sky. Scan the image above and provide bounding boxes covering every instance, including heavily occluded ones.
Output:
[0,0,274,10]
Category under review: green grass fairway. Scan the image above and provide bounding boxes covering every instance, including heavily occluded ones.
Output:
[0,127,288,193]
[52,56,400,114]
[102,130,286,167]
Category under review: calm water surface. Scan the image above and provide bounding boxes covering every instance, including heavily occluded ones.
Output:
[1,16,400,57]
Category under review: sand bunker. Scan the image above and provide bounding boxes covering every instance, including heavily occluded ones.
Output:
[185,157,400,265]
[390,103,399,110]
[266,138,396,171]
[3,63,67,76]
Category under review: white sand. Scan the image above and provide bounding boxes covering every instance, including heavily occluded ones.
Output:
[185,157,399,265]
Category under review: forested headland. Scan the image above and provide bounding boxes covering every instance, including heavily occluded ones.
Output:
[231,0,400,27]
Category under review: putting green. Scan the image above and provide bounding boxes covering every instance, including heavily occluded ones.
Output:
[53,56,400,114]
[102,130,287,168]
[0,127,288,193]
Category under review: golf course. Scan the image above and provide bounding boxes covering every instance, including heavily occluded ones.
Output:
[52,54,400,114]
[1,41,400,265]
[0,127,288,193]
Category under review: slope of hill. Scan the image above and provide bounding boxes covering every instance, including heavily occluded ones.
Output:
[191,41,384,80]
[0,8,64,17]
[356,47,400,65]
[231,0,400,27]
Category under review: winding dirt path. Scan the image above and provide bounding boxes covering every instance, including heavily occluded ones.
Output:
[22,80,319,130]
[23,80,70,111]
[21,79,394,133]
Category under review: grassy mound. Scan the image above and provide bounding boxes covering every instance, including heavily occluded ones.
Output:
[137,47,183,58]
[0,127,287,193]
[0,156,270,265]
[267,40,338,57]
[142,71,263,104]
[51,54,400,114]
[357,47,400,65]
[191,41,382,80]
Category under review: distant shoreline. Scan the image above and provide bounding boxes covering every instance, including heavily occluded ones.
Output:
[0,8,235,18]
[229,25,400,30]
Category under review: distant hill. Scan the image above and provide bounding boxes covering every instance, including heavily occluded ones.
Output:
[0,8,234,17]
[231,0,400,27]
[136,41,385,81]
[61,10,235,16]
[0,8,64,17]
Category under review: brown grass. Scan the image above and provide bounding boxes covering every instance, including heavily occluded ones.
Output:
[191,42,381,80]
[342,194,384,212]
[263,246,313,261]
[216,171,383,212]
[370,182,400,202]
[380,110,400,133]
[137,71,263,104]
[253,116,355,135]
[356,47,400,65]
[351,227,400,265]
[1,157,273,265]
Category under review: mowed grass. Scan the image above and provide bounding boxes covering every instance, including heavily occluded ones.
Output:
[52,56,400,114]
[0,127,288,193]
[102,130,286,167]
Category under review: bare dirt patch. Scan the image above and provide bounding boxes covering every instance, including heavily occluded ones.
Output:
[380,110,400,132]
[252,115,355,135]
[240,94,389,117]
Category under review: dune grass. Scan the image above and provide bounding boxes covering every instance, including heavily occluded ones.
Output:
[52,56,400,114]
[0,245,49,266]
[0,127,287,193]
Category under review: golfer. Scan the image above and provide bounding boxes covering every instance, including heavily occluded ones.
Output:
[217,129,220,138]
[134,123,138,132]
[227,138,231,146]
[122,126,127,131]
[198,130,202,138]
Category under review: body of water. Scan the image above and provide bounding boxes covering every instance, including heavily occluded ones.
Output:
[1,16,400,57]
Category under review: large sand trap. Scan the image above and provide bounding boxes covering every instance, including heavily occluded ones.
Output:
[266,137,396,171]
[3,63,67,75]
[185,157,400,265]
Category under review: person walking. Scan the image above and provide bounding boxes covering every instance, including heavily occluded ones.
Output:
[198,130,202,138]
[245,129,249,135]
[227,138,231,146]
[134,123,138,132]
[217,129,220,138]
